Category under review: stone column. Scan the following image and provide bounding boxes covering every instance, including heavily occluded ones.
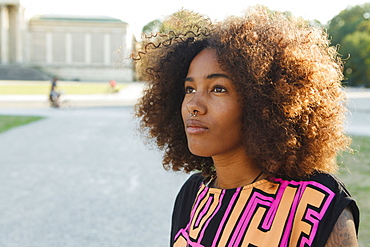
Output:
[8,4,22,63]
[0,5,9,64]
[85,33,91,64]
[65,33,72,64]
[46,32,53,64]
[104,33,110,65]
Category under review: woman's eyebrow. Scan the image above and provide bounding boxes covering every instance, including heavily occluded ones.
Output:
[184,73,229,82]
[206,73,230,80]
[184,77,194,82]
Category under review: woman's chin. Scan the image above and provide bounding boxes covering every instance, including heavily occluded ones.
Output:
[189,148,212,158]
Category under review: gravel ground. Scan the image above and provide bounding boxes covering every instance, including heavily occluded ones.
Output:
[0,106,188,247]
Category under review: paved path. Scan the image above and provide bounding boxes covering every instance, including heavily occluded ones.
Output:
[0,106,188,247]
[0,82,144,108]
[345,89,370,137]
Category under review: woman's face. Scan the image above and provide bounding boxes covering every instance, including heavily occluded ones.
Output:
[181,49,244,159]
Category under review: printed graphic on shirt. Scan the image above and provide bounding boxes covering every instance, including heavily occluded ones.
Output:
[173,178,335,247]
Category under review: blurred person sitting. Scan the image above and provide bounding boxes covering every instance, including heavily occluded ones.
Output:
[49,76,61,107]
[107,80,119,93]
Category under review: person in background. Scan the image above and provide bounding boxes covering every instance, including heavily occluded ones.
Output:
[49,76,60,108]
[135,6,359,246]
[107,80,119,93]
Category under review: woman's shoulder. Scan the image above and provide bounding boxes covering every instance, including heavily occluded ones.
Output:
[171,172,205,241]
[186,172,205,183]
[173,173,205,207]
[307,172,352,194]
[270,172,358,218]
[272,172,350,192]
[302,172,359,234]
[179,172,204,193]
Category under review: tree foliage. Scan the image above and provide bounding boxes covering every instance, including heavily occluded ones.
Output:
[141,9,211,36]
[327,3,370,87]
[142,19,162,34]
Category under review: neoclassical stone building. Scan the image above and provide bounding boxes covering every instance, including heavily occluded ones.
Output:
[0,0,134,81]
[0,0,25,65]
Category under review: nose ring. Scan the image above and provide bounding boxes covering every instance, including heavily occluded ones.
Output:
[189,110,198,117]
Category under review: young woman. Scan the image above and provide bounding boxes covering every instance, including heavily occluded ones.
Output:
[135,7,359,247]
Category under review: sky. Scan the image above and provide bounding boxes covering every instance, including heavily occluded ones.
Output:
[20,0,369,38]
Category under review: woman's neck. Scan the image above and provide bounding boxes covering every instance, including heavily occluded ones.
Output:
[212,149,262,189]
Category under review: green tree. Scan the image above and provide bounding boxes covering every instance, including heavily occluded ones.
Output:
[327,3,370,87]
[142,19,162,34]
[328,3,370,46]
[141,9,211,36]
[341,26,370,86]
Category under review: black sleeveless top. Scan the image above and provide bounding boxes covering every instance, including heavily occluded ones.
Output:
[171,172,359,247]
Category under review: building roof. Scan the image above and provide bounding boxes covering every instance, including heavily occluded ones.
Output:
[0,0,20,4]
[30,14,127,24]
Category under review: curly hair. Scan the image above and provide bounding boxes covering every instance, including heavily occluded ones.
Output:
[134,6,350,179]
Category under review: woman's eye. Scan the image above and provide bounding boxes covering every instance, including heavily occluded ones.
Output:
[212,86,226,93]
[185,86,196,94]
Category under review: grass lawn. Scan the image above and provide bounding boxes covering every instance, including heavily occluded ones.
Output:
[0,81,126,95]
[337,135,370,246]
[0,115,45,133]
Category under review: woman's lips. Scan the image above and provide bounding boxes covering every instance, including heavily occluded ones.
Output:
[186,120,209,134]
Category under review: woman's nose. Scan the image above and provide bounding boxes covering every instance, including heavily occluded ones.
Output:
[186,92,207,116]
